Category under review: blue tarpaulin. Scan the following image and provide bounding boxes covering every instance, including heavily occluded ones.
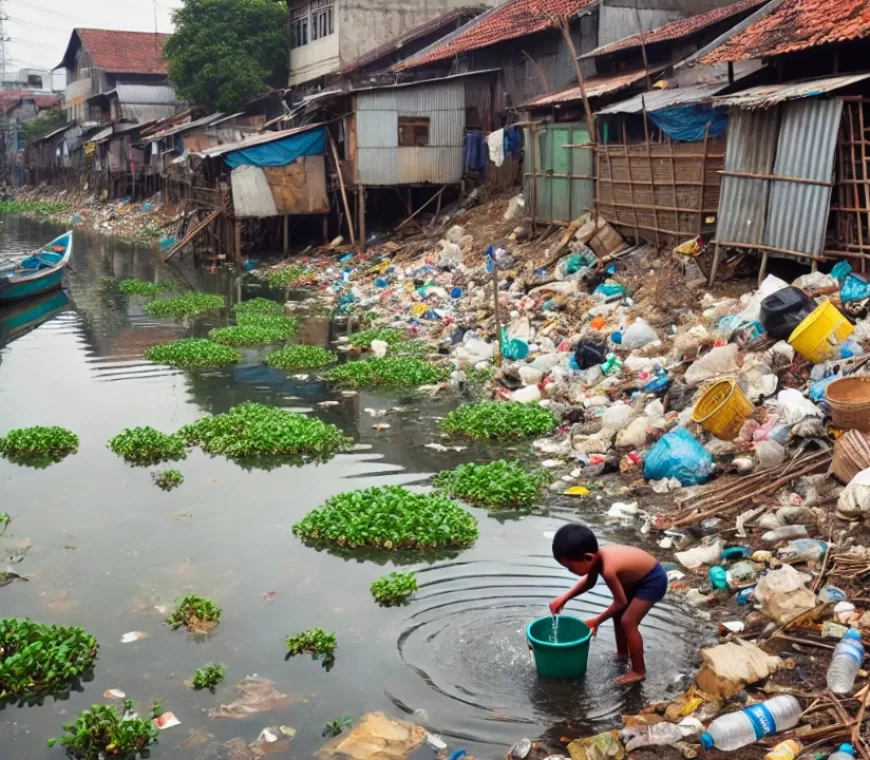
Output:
[648,105,728,142]
[224,127,327,169]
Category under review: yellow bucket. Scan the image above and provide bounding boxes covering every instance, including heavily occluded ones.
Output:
[691,379,754,440]
[788,300,854,364]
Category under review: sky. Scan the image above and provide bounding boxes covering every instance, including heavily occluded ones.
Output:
[3,0,184,89]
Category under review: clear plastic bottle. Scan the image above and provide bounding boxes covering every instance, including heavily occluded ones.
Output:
[763,739,802,760]
[830,744,856,760]
[827,629,865,694]
[699,695,801,752]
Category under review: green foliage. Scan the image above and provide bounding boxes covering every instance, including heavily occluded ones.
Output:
[442,402,558,440]
[23,108,66,142]
[143,292,225,319]
[293,485,479,550]
[0,426,78,467]
[0,618,98,702]
[325,358,449,388]
[145,338,241,368]
[434,460,551,511]
[55,702,158,759]
[347,328,405,350]
[285,628,336,661]
[0,513,8,525]
[180,402,351,461]
[265,265,305,289]
[233,297,284,316]
[465,366,496,386]
[165,595,221,632]
[322,715,353,737]
[150,697,164,720]
[264,345,336,371]
[153,469,184,492]
[108,427,187,466]
[0,201,68,217]
[191,663,226,691]
[370,571,418,606]
[208,321,295,346]
[165,0,288,111]
[234,313,299,335]
[118,279,174,297]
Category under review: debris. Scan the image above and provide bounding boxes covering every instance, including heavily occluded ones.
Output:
[209,677,292,719]
[153,712,181,730]
[120,631,150,643]
[314,712,426,760]
[696,640,785,697]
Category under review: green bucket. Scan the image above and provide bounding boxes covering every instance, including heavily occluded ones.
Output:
[526,615,592,679]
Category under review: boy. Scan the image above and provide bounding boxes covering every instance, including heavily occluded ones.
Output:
[549,523,667,685]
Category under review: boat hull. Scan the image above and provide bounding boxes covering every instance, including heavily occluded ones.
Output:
[0,267,66,302]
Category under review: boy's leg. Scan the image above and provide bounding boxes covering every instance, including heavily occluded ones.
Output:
[612,609,629,659]
[615,597,655,685]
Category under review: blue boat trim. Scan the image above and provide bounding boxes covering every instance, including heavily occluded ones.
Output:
[0,231,73,303]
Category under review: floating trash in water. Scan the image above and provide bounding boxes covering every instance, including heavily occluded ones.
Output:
[341,390,358,397]
[364,408,388,417]
[372,423,391,431]
[262,591,276,601]
[257,728,279,743]
[509,738,532,759]
[424,442,466,452]
[541,459,566,468]
[291,374,310,380]
[153,712,181,730]
[104,689,126,699]
[279,726,296,737]
[120,631,150,643]
[564,485,590,496]
[318,401,340,408]
[427,733,447,750]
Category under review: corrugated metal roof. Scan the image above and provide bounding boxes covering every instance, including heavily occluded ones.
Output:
[198,123,326,159]
[34,123,75,142]
[711,73,870,109]
[142,112,241,142]
[521,69,654,108]
[90,126,114,143]
[112,84,180,105]
[596,82,729,115]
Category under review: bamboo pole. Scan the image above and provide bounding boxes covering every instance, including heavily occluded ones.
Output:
[621,124,641,243]
[394,186,445,231]
[697,122,711,236]
[328,132,356,246]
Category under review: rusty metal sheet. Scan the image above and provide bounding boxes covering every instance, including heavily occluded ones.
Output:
[263,155,328,215]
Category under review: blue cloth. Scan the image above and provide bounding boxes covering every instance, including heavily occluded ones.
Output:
[224,127,327,169]
[648,105,728,142]
[503,127,522,155]
[464,133,487,172]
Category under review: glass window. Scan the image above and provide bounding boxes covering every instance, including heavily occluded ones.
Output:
[398,117,430,147]
[310,0,334,41]
[291,6,309,48]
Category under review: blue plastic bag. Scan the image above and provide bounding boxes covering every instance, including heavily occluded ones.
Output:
[643,428,714,486]
[832,261,852,282]
[841,273,870,302]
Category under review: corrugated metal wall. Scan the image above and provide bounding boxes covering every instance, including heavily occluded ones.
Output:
[356,79,465,185]
[597,4,682,47]
[764,98,843,258]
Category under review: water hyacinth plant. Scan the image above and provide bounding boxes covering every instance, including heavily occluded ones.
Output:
[118,279,174,297]
[143,292,225,319]
[0,618,99,702]
[191,663,226,691]
[153,469,184,492]
[325,358,449,388]
[108,427,187,466]
[165,595,221,633]
[285,628,337,664]
[51,702,158,759]
[346,328,405,350]
[0,426,79,466]
[370,571,418,606]
[293,486,479,550]
[144,339,241,368]
[265,265,304,289]
[0,200,68,216]
[208,323,293,347]
[233,297,284,317]
[434,460,551,511]
[265,345,336,371]
[442,402,558,440]
[234,313,299,336]
[180,402,351,462]
[322,715,353,737]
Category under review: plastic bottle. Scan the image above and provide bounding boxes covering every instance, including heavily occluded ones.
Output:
[830,744,856,760]
[763,739,802,760]
[699,695,801,751]
[761,525,809,543]
[827,629,865,693]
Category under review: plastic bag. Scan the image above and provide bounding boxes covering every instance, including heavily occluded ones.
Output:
[573,337,607,369]
[756,439,786,468]
[684,343,740,386]
[842,273,870,303]
[621,320,659,350]
[616,417,649,449]
[832,260,852,281]
[754,565,815,624]
[644,428,714,486]
[837,467,870,519]
[774,388,823,426]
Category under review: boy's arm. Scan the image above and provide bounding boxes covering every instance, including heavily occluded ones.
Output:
[549,570,599,614]
[584,571,628,634]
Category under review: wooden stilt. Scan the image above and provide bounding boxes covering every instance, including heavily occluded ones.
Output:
[758,251,769,285]
[709,243,723,286]
[283,215,289,255]
[357,184,366,253]
[234,220,242,271]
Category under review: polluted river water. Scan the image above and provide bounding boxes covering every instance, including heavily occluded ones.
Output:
[0,218,705,759]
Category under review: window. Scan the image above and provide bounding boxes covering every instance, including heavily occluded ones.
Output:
[27,74,43,88]
[398,117,430,147]
[291,6,309,48]
[310,0,334,40]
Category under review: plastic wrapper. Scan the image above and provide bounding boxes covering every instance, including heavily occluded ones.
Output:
[644,428,714,486]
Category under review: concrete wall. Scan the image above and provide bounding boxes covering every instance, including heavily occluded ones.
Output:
[597,4,683,47]
[289,0,341,86]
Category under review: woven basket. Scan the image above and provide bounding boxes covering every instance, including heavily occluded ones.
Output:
[831,429,870,484]
[826,376,870,431]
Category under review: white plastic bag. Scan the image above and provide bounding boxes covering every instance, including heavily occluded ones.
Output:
[675,539,722,570]
[756,439,786,468]
[754,564,816,623]
[774,388,823,426]
[616,416,648,449]
[621,320,658,350]
[838,467,870,519]
[684,343,740,386]
[602,402,632,428]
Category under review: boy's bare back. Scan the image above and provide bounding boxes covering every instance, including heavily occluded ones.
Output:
[597,545,658,589]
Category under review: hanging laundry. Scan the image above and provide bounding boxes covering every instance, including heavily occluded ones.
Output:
[463,133,487,172]
[487,128,505,167]
[503,127,522,156]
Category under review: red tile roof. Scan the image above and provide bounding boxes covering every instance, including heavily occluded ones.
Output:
[392,0,596,71]
[0,92,60,115]
[521,68,654,108]
[583,0,769,58]
[702,0,870,63]
[63,29,171,75]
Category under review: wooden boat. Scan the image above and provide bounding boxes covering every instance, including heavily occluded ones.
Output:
[0,289,70,345]
[0,231,73,303]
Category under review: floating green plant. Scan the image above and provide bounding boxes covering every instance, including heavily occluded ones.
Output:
[285,628,336,666]
[0,513,8,525]
[370,571,418,606]
[234,313,299,336]
[180,402,351,462]
[208,322,294,346]
[325,358,448,388]
[233,297,284,317]
[50,702,158,759]
[191,663,226,691]
[108,427,187,466]
[434,460,551,511]
[153,469,184,491]
[0,426,79,467]
[465,366,495,386]
[346,328,404,350]
[442,402,558,440]
[0,200,68,216]
[322,715,353,737]
[144,338,241,368]
[265,345,336,371]
[0,618,98,702]
[293,486,479,550]
[143,292,225,319]
[165,595,221,633]
[118,279,174,297]
[265,265,304,289]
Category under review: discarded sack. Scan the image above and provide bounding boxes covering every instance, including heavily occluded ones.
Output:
[684,344,740,387]
[644,428,714,486]
[837,466,870,519]
[314,712,426,760]
[574,337,607,370]
[754,564,816,624]
[696,640,784,698]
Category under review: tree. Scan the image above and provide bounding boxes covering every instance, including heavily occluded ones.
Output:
[165,0,288,112]
[23,108,66,142]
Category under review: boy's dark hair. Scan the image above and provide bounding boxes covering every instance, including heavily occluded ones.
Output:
[552,523,598,560]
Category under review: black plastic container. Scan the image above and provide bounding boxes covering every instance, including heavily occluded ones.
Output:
[760,287,817,340]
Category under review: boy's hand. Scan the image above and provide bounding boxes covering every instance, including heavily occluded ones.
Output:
[584,618,599,636]
[549,596,567,615]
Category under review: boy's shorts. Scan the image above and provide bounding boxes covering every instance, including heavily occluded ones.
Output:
[628,562,668,603]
